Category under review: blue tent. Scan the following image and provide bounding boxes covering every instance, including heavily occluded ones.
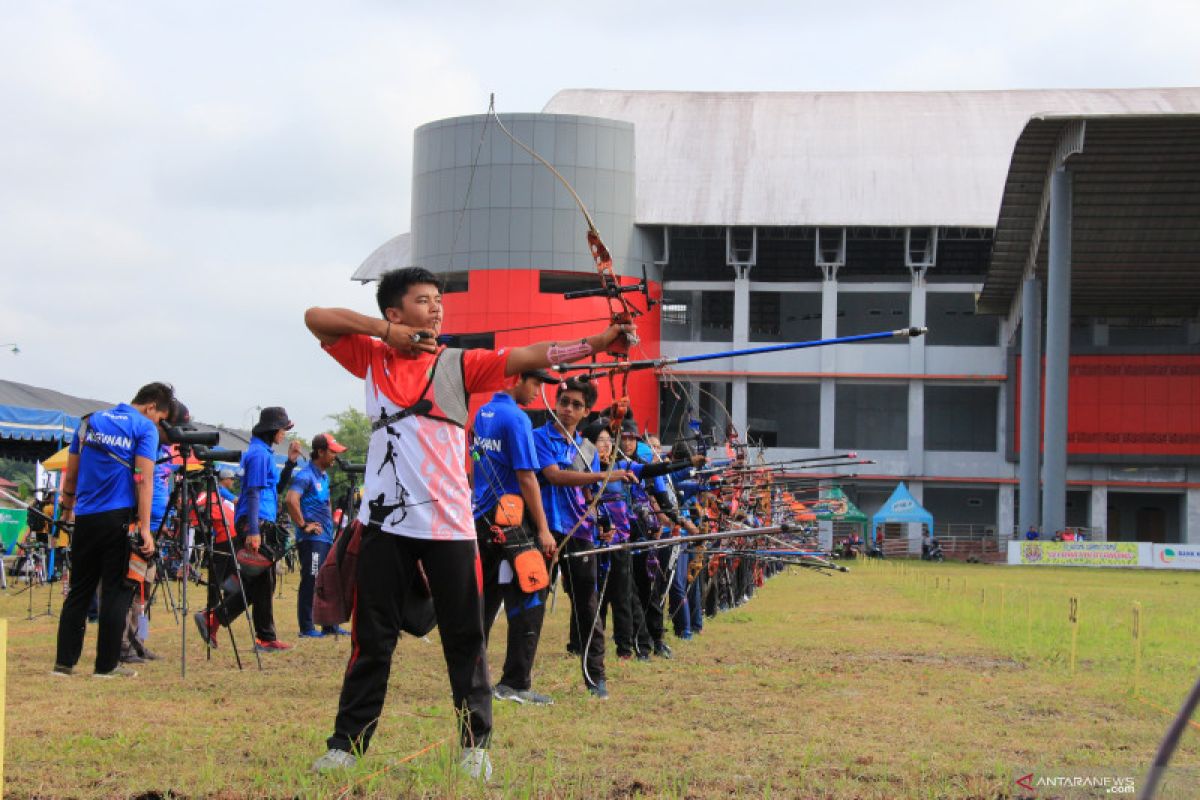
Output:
[0,406,82,444]
[870,482,934,544]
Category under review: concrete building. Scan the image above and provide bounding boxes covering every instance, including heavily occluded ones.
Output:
[354,88,1200,545]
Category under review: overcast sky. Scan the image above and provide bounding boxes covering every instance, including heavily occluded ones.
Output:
[2,1,1197,437]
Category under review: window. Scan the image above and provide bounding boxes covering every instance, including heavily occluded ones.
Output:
[539,271,597,295]
[926,293,998,346]
[750,291,822,342]
[837,292,910,343]
[700,292,734,342]
[748,383,819,448]
[661,294,693,342]
[441,271,469,294]
[657,382,732,450]
[835,384,908,450]
[446,332,495,350]
[924,386,998,452]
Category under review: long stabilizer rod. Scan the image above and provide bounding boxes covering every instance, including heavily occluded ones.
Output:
[563,524,793,559]
[552,327,927,374]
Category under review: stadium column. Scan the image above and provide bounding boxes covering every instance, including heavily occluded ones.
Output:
[1018,277,1042,534]
[998,485,1015,544]
[1186,486,1200,544]
[731,263,750,440]
[1041,166,1072,536]
[1089,485,1108,541]
[818,265,838,452]
[907,269,927,554]
[907,268,927,471]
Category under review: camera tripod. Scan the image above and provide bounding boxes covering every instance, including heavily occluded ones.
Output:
[160,443,263,675]
[0,489,72,621]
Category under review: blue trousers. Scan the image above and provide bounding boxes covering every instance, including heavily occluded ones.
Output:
[298,539,333,633]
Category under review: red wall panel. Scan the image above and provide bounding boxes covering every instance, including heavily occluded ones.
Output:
[442,269,662,432]
[1015,354,1200,459]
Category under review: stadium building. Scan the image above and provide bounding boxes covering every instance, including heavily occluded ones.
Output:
[353,88,1200,549]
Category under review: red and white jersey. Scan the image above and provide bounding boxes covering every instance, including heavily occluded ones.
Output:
[323,334,510,541]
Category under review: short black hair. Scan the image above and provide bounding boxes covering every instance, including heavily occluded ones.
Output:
[376,267,443,316]
[558,377,597,410]
[131,382,176,413]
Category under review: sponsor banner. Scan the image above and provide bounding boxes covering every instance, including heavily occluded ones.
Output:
[0,507,26,554]
[1151,544,1200,570]
[1015,541,1144,567]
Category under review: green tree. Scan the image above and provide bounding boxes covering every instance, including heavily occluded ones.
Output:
[326,407,371,505]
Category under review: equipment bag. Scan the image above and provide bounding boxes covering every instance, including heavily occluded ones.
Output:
[313,520,436,637]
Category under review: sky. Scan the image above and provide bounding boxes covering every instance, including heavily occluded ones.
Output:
[2,1,1198,437]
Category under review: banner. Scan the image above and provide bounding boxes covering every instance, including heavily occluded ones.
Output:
[1151,544,1200,570]
[0,508,25,555]
[1017,541,1142,567]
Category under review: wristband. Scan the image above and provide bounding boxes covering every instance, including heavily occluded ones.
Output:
[547,339,594,365]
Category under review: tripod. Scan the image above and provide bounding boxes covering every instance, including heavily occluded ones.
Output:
[0,490,72,621]
[162,444,263,675]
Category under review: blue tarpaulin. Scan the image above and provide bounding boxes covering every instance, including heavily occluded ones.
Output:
[0,405,81,443]
[870,482,934,542]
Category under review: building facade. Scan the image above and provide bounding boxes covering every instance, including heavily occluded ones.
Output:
[354,88,1200,544]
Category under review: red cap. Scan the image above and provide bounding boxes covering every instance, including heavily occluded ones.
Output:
[312,433,347,453]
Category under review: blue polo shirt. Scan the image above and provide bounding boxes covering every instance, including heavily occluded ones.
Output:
[69,403,160,516]
[235,437,281,525]
[471,393,539,519]
[533,421,598,540]
[290,461,333,543]
[150,445,177,531]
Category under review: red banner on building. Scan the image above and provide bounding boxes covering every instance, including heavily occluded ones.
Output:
[1014,354,1200,459]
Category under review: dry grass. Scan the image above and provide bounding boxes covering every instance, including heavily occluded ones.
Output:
[3,560,1199,798]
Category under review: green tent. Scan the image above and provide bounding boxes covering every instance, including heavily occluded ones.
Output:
[814,488,868,528]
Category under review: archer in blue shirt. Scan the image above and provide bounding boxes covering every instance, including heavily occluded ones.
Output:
[56,383,176,678]
[287,432,347,637]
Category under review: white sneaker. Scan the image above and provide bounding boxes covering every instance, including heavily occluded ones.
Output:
[92,665,138,678]
[459,747,492,781]
[312,748,357,772]
[492,683,523,703]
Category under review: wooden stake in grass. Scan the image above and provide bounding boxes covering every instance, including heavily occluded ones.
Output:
[1069,596,1080,675]
[980,588,986,625]
[1132,602,1143,697]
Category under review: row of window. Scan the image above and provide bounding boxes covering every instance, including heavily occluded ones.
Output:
[661,383,1000,452]
[662,291,998,346]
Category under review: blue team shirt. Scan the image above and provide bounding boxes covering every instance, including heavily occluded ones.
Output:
[235,437,281,524]
[218,485,238,503]
[472,393,540,519]
[533,422,598,540]
[69,403,160,516]
[150,445,177,531]
[289,461,334,543]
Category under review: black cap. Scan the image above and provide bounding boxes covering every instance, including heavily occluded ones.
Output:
[521,369,562,385]
[252,406,294,436]
[168,400,191,427]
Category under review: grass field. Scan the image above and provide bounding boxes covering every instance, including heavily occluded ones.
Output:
[4,559,1200,798]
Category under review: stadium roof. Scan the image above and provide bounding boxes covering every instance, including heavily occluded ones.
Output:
[978,114,1200,316]
[353,232,410,283]
[542,88,1200,228]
